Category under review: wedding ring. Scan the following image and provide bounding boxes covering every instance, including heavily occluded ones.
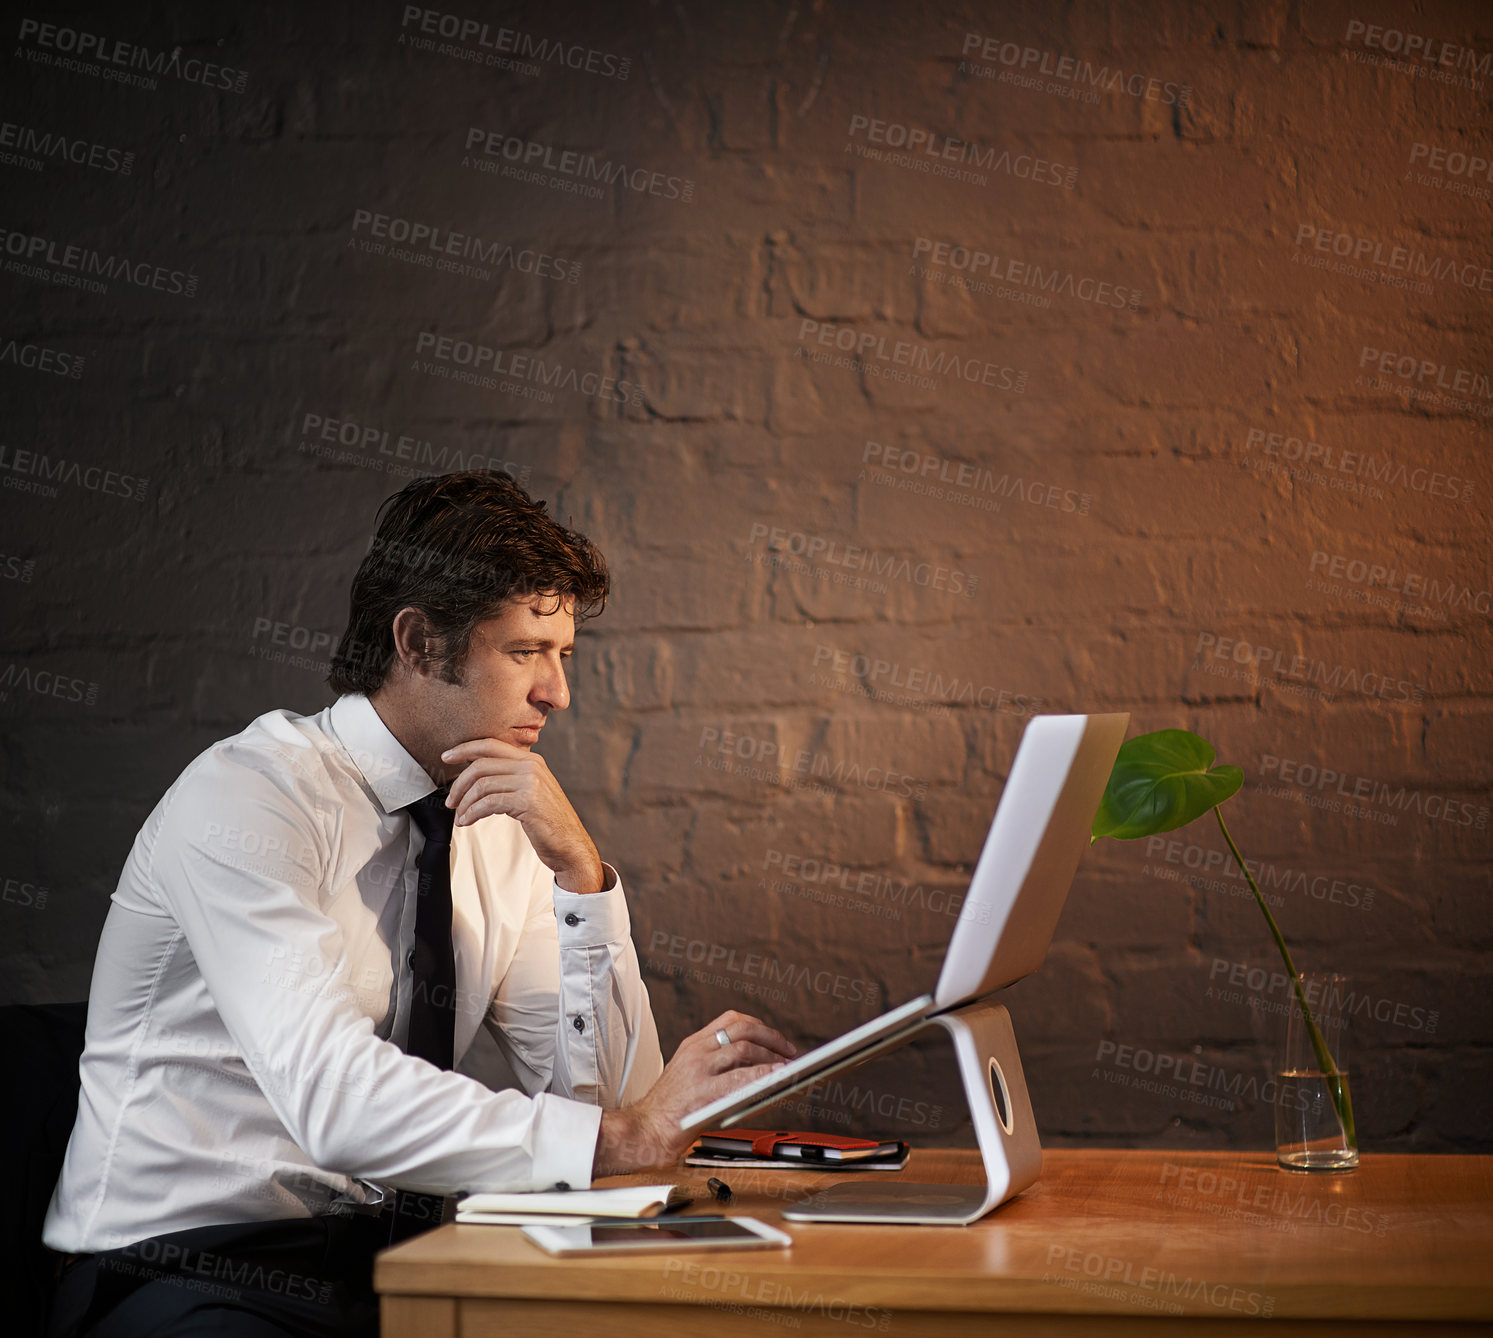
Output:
[714,1028,731,1048]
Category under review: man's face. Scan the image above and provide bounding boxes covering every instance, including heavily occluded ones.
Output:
[421,594,575,763]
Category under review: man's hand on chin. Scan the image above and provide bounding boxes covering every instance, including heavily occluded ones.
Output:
[440,737,606,894]
[592,1011,798,1176]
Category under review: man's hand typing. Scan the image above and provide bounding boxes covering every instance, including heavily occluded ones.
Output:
[593,1010,797,1176]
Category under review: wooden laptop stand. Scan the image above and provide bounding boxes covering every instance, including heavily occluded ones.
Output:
[782,999,1042,1226]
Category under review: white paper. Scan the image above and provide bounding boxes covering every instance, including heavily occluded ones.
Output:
[454,1211,602,1226]
[456,1184,678,1218]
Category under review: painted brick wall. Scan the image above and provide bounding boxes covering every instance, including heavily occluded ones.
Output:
[2,0,1489,1152]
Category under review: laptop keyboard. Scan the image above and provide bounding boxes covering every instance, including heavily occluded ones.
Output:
[680,994,935,1131]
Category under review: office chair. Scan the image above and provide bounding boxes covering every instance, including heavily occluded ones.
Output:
[1,1002,88,1337]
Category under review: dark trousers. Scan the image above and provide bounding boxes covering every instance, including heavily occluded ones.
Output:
[48,1215,386,1338]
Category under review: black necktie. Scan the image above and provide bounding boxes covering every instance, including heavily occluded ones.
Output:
[388,788,457,1245]
[402,788,457,1070]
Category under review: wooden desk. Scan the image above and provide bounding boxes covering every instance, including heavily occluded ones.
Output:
[375,1149,1493,1335]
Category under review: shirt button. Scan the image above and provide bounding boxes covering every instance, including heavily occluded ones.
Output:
[407,949,416,970]
[564,912,580,927]
[572,1015,585,1033]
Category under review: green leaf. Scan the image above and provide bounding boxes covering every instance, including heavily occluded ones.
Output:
[1091,729,1243,841]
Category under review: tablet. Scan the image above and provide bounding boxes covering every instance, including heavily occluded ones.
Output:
[521,1216,792,1257]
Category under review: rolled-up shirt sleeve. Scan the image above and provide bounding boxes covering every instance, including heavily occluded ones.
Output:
[485,861,665,1113]
[150,751,619,1194]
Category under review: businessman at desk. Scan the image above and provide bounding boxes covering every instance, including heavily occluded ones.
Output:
[43,469,794,1337]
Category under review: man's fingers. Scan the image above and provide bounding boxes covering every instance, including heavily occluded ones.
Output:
[453,785,535,827]
[713,1041,793,1072]
[704,1010,760,1033]
[443,737,532,766]
[701,1017,796,1060]
[702,1061,788,1103]
[453,798,505,828]
[452,771,527,814]
[699,1012,797,1056]
[728,1023,797,1060]
[448,758,531,810]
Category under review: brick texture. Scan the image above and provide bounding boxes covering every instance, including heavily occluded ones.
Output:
[1,0,1489,1154]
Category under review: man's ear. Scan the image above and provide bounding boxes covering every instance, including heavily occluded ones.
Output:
[390,607,439,676]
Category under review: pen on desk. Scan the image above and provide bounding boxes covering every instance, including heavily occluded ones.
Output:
[707,1177,733,1203]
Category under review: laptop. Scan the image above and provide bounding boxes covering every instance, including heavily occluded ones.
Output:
[679,711,1130,1136]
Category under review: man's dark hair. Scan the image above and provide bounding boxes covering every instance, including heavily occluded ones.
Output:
[327,470,609,696]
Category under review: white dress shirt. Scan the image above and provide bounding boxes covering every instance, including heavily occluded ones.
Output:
[43,692,663,1253]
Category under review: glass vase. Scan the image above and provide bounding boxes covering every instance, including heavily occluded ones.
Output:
[1274,972,1358,1172]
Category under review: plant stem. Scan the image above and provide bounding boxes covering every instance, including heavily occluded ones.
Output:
[1213,807,1357,1151]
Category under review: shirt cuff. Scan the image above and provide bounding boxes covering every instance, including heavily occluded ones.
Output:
[553,865,629,947]
[529,1093,604,1190]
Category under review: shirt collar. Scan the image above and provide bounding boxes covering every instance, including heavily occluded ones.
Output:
[328,692,441,815]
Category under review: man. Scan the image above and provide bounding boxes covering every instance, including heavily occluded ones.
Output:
[44,470,793,1336]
